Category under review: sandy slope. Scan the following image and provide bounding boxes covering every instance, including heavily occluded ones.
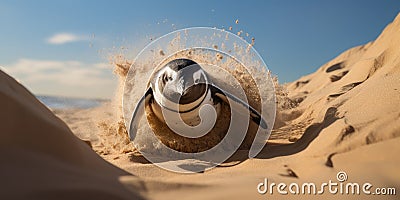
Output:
[0,71,144,199]
[1,13,399,200]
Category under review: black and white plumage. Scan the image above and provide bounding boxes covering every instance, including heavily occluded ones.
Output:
[129,58,267,140]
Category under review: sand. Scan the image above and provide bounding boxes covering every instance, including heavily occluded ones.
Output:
[0,70,147,199]
[1,13,400,200]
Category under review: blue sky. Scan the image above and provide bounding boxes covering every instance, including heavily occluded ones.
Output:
[1,0,399,98]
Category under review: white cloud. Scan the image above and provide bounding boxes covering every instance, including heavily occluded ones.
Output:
[47,33,86,45]
[1,59,117,98]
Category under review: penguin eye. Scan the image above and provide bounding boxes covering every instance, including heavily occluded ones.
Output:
[194,79,199,84]
[162,74,173,83]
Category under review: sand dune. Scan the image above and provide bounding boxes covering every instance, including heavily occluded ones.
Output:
[1,13,399,200]
[285,13,400,154]
[0,71,143,199]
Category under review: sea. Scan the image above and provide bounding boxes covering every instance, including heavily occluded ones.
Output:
[36,95,107,110]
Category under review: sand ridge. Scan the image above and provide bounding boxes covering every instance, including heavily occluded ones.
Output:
[0,71,144,199]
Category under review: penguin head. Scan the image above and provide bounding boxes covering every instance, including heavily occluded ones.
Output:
[155,59,208,108]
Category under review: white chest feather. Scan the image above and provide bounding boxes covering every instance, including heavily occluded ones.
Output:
[151,91,221,138]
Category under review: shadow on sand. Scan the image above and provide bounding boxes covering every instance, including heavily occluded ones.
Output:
[221,106,340,166]
[129,107,341,172]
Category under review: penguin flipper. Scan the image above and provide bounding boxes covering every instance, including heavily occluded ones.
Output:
[210,84,268,129]
[129,87,153,141]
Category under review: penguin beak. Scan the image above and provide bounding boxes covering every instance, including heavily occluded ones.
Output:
[182,80,193,96]
[177,78,190,96]
[173,77,182,95]
[179,85,189,96]
[182,88,189,96]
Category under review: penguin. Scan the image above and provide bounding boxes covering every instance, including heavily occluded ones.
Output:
[128,58,267,141]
